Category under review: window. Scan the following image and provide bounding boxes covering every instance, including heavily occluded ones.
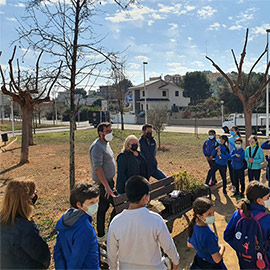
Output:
[146,104,149,110]
[142,91,145,97]
[162,91,166,97]
[175,91,179,97]
[141,104,143,111]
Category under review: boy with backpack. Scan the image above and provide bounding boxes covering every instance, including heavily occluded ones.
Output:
[230,138,246,199]
[54,183,100,270]
[203,130,219,186]
[245,135,264,182]
[224,181,270,269]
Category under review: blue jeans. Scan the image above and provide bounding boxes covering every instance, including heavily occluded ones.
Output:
[151,168,166,180]
[206,163,227,192]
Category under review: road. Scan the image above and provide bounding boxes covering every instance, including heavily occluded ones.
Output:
[5,121,224,136]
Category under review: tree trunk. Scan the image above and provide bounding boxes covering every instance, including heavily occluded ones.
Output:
[29,113,34,145]
[243,104,252,147]
[121,110,124,130]
[158,131,161,149]
[20,106,33,164]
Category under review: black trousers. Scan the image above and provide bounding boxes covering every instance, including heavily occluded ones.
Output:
[206,163,227,192]
[233,168,245,193]
[247,169,261,182]
[97,180,116,237]
[228,160,234,186]
[207,159,216,182]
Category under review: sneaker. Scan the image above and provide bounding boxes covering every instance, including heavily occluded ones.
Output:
[240,193,245,198]
[231,192,240,198]
[97,233,107,244]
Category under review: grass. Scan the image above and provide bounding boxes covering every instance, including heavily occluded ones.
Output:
[0,120,64,132]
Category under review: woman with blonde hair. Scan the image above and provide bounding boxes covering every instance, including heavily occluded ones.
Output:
[0,180,50,269]
[116,135,149,194]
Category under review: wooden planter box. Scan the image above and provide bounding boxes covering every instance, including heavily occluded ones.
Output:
[159,191,192,215]
[191,185,210,203]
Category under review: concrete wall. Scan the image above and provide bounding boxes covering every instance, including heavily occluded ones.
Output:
[168,118,222,126]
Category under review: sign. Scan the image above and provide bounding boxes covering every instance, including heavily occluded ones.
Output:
[101,100,108,111]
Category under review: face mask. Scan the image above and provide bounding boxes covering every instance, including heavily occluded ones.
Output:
[85,202,98,216]
[32,194,38,205]
[146,132,152,139]
[204,215,215,224]
[250,144,256,148]
[104,132,113,142]
[217,139,221,144]
[235,144,242,149]
[264,198,270,208]
[131,144,138,151]
[209,135,214,140]
[230,131,235,136]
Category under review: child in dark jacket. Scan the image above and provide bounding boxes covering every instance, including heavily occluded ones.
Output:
[54,183,100,270]
[262,138,270,187]
[224,181,270,269]
[203,130,219,186]
[205,135,230,195]
[230,138,246,199]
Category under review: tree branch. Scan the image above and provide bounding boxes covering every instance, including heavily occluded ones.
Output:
[231,49,239,71]
[35,50,44,91]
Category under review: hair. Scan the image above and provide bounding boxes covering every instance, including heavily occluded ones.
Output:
[240,181,270,216]
[122,135,139,152]
[220,135,229,152]
[208,129,216,135]
[188,197,214,238]
[235,138,243,144]
[70,182,99,208]
[231,126,241,137]
[0,180,35,225]
[97,122,111,136]
[125,175,150,203]
[248,135,259,146]
[142,124,153,131]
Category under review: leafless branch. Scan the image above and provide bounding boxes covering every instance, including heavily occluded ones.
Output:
[231,49,239,71]
[35,50,44,91]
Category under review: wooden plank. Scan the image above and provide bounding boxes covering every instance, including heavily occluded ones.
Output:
[150,183,175,200]
[113,193,128,206]
[149,176,174,191]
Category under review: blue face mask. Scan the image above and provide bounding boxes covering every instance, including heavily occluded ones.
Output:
[209,135,214,140]
[84,202,98,216]
[204,215,215,224]
[230,131,236,136]
[217,139,221,144]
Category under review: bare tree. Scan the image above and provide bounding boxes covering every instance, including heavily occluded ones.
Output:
[0,46,62,164]
[148,105,168,149]
[16,0,137,190]
[206,29,270,144]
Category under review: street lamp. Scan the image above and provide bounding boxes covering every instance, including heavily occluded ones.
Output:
[266,29,270,136]
[143,61,148,124]
[221,100,224,126]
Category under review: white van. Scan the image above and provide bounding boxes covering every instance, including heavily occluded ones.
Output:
[222,113,269,135]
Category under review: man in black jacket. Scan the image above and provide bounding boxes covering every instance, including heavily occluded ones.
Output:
[139,124,166,180]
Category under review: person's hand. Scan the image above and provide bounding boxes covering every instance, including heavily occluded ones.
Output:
[248,158,253,163]
[236,154,240,158]
[217,151,221,156]
[105,186,116,199]
[172,264,179,270]
[216,146,220,150]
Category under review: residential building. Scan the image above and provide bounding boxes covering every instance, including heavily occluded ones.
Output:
[129,77,190,114]
[164,74,182,84]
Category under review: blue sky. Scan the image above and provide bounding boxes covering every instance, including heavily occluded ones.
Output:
[0,0,270,91]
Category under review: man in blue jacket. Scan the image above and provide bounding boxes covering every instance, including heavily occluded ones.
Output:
[54,183,100,270]
[139,124,166,180]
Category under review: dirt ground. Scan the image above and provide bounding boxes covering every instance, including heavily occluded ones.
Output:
[0,131,269,270]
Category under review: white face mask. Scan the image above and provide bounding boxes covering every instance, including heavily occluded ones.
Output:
[264,198,270,208]
[84,202,98,216]
[204,215,215,224]
[104,132,113,142]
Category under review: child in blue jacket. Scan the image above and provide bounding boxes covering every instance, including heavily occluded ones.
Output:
[230,138,246,199]
[262,138,270,186]
[187,197,226,269]
[205,135,230,195]
[245,135,264,182]
[224,181,270,269]
[54,183,100,270]
[261,138,270,150]
[203,130,219,186]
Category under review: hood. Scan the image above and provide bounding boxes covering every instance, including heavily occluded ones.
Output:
[56,208,89,231]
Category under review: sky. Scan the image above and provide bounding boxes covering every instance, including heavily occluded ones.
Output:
[0,0,270,92]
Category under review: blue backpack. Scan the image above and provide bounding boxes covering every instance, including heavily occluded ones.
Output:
[232,210,269,269]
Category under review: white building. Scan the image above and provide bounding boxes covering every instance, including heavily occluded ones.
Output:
[129,77,190,114]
